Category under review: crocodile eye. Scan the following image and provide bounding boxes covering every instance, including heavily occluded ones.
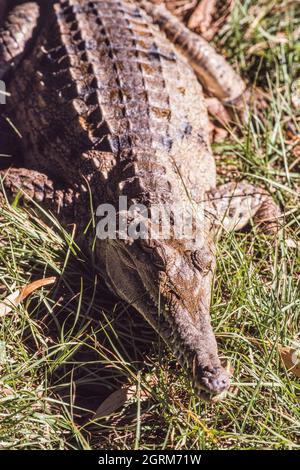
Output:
[139,239,154,254]
[151,253,165,269]
[191,248,213,275]
[150,246,167,269]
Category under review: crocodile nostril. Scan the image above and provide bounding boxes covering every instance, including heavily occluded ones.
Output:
[194,364,231,396]
[209,371,230,394]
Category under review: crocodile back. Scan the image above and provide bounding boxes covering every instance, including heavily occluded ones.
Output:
[7,0,216,209]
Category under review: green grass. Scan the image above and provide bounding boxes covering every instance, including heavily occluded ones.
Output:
[0,0,300,450]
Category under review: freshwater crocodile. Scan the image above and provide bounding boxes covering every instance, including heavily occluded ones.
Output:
[0,0,280,400]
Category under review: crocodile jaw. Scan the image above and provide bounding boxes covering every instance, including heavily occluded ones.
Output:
[148,294,230,398]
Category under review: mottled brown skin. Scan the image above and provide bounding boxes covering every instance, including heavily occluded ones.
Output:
[0,0,280,399]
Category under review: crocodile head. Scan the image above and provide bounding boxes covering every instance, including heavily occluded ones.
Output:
[102,233,230,400]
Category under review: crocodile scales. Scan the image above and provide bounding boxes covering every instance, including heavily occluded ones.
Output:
[0,0,280,400]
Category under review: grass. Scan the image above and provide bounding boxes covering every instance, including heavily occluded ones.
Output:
[0,0,300,450]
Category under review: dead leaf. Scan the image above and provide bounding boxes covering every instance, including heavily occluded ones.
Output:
[163,0,198,21]
[0,386,14,397]
[279,346,300,378]
[0,290,20,317]
[213,127,229,143]
[17,277,56,302]
[205,97,231,126]
[0,277,56,317]
[188,0,234,41]
[205,97,231,143]
[92,379,153,420]
[188,0,217,31]
[93,388,129,419]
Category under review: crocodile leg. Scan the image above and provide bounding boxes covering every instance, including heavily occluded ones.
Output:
[0,168,78,225]
[141,0,246,106]
[207,182,281,235]
[0,2,40,78]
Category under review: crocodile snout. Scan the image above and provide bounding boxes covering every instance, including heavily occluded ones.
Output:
[195,365,230,396]
[205,369,230,395]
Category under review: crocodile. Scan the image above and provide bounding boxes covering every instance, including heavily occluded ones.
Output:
[0,0,281,400]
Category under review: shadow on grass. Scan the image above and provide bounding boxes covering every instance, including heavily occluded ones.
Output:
[21,245,161,425]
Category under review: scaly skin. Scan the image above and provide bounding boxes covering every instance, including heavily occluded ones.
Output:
[139,0,246,103]
[0,1,280,399]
